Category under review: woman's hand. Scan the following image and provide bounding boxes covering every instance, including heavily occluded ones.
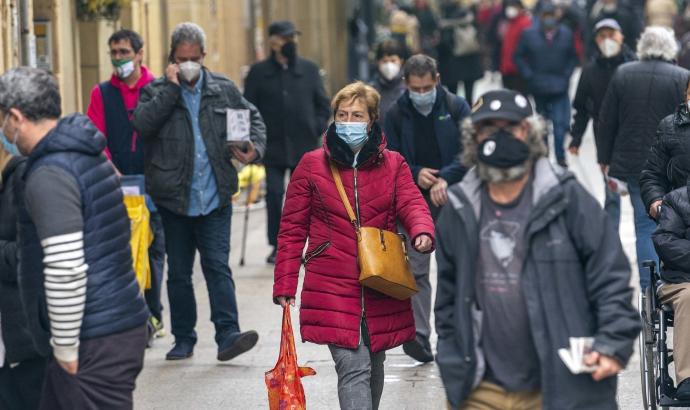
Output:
[276,296,295,307]
[413,234,433,253]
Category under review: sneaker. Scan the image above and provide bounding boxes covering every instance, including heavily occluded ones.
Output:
[402,336,434,363]
[165,340,195,360]
[677,378,690,401]
[557,158,568,168]
[266,248,277,264]
[217,330,259,361]
[150,316,166,338]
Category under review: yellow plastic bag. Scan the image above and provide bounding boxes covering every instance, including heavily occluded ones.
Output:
[124,195,153,292]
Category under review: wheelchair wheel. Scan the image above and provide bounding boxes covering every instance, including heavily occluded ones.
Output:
[640,290,659,410]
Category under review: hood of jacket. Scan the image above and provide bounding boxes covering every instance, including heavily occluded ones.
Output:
[674,101,690,127]
[323,121,386,168]
[26,114,105,171]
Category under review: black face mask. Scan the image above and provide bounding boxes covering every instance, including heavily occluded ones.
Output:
[281,41,297,64]
[478,129,530,168]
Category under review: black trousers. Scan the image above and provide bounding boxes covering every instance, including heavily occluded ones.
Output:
[0,356,47,410]
[39,325,147,410]
[266,166,295,247]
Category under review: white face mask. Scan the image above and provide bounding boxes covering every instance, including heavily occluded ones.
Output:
[179,61,202,83]
[598,38,621,58]
[379,61,401,81]
[505,6,519,19]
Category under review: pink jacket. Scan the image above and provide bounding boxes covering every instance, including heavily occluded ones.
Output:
[86,65,155,159]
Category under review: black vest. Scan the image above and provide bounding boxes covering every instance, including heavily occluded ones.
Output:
[100,81,144,175]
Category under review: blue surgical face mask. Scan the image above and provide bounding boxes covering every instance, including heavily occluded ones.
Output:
[409,87,437,116]
[0,116,19,156]
[335,121,369,151]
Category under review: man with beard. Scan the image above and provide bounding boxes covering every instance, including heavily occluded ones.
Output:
[243,21,330,264]
[434,89,640,409]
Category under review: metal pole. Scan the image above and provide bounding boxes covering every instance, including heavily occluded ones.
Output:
[239,164,255,267]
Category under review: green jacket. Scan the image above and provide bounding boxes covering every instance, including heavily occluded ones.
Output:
[133,68,266,215]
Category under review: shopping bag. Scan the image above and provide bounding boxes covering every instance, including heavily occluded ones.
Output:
[265,305,316,410]
[124,195,153,292]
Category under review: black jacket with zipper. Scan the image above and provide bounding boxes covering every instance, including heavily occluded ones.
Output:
[570,46,637,149]
[640,103,690,211]
[0,156,44,364]
[434,157,640,409]
[652,185,690,283]
[132,68,267,215]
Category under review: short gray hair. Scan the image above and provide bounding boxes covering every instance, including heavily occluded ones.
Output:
[637,26,679,62]
[169,22,206,60]
[0,67,61,121]
[403,54,438,80]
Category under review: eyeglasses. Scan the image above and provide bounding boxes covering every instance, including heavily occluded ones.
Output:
[109,48,134,58]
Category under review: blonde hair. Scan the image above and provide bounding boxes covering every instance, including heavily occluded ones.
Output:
[331,81,381,123]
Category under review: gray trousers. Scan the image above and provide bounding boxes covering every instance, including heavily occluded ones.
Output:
[328,325,386,410]
[402,198,440,342]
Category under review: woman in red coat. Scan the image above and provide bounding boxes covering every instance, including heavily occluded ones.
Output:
[273,81,435,410]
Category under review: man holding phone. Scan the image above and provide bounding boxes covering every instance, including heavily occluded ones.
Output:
[133,22,267,362]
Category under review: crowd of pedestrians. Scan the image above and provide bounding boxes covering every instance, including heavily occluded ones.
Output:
[4,0,690,409]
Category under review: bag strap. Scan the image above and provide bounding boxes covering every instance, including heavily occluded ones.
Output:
[329,161,359,229]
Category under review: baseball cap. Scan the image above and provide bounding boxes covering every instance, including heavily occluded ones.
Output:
[470,89,533,123]
[594,18,622,33]
[268,21,301,37]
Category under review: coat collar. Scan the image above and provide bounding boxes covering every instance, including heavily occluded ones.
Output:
[323,122,386,169]
[264,55,305,77]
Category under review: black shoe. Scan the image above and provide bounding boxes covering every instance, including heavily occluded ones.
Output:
[676,378,690,401]
[165,340,195,360]
[217,330,259,361]
[557,158,568,168]
[402,336,434,363]
[266,248,277,264]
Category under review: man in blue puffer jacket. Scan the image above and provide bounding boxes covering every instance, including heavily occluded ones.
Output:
[0,67,148,410]
[514,2,579,167]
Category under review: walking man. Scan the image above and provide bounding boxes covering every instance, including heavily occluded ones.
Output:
[384,54,470,363]
[598,26,689,289]
[133,22,266,361]
[514,2,579,167]
[243,20,330,264]
[569,18,636,231]
[435,89,640,409]
[86,28,166,339]
[0,67,149,409]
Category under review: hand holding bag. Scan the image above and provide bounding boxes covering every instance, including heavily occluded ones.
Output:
[265,305,316,410]
[329,162,418,300]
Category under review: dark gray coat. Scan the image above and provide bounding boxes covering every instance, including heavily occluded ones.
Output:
[434,158,640,409]
[244,57,330,168]
[132,69,266,215]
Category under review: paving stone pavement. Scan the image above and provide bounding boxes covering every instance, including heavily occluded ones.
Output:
[134,72,647,409]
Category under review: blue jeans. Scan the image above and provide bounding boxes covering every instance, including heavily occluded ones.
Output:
[159,205,240,345]
[534,93,571,161]
[624,177,657,289]
[603,174,621,232]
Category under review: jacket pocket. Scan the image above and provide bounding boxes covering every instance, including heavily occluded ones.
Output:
[212,107,229,140]
[304,241,330,264]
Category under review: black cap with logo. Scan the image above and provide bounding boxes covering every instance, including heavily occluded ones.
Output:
[470,89,533,123]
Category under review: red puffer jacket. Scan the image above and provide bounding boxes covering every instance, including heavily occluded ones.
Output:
[273,124,435,353]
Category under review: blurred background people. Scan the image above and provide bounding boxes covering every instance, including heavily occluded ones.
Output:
[243,20,330,264]
[598,26,690,289]
[371,39,408,125]
[488,0,533,94]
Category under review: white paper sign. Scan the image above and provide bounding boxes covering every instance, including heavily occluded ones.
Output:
[227,109,251,142]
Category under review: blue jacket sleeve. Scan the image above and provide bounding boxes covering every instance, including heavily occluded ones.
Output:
[513,33,533,80]
[438,98,470,185]
[384,108,423,182]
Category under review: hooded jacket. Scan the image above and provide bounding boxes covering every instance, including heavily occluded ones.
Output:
[640,103,690,211]
[273,123,435,353]
[18,114,149,356]
[434,157,640,409]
